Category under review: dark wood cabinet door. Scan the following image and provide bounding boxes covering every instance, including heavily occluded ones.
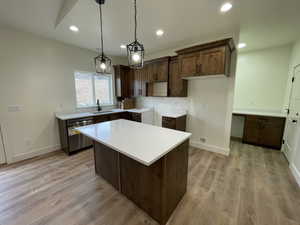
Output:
[176,39,234,78]
[259,117,286,149]
[140,69,147,96]
[200,47,226,75]
[243,115,286,150]
[243,116,261,145]
[94,115,110,124]
[133,70,141,97]
[151,63,158,81]
[114,65,132,98]
[169,57,188,97]
[130,112,142,122]
[109,113,122,121]
[94,142,120,190]
[156,61,169,82]
[162,116,187,131]
[178,52,200,77]
[162,117,176,130]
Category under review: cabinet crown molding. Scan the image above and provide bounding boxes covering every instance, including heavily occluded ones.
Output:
[175,38,235,55]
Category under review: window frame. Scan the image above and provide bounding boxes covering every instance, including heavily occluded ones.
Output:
[74,71,115,109]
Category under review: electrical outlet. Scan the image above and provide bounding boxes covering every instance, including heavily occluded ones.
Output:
[200,137,206,143]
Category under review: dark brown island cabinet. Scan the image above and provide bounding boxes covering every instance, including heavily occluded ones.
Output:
[233,113,286,150]
[114,38,235,98]
[93,140,189,225]
[162,115,187,131]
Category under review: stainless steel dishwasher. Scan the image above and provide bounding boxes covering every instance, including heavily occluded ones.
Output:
[67,117,93,152]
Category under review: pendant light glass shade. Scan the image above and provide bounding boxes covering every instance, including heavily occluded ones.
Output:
[95,54,112,74]
[94,0,112,74]
[127,0,144,69]
[127,40,144,69]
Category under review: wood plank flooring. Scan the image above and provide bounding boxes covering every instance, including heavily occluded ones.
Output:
[0,141,299,225]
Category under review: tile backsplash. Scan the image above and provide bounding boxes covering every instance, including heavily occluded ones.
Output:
[136,97,189,126]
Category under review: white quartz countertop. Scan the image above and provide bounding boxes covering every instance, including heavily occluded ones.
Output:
[126,108,152,113]
[233,109,287,118]
[56,108,151,120]
[76,119,191,166]
[161,112,187,118]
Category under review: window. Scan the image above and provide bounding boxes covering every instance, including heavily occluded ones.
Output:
[75,71,113,107]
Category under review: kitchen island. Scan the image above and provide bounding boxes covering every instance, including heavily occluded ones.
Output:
[76,119,191,225]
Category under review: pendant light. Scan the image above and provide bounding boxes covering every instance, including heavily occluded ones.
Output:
[127,0,144,69]
[94,0,112,74]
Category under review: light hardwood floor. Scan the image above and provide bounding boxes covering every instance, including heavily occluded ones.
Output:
[0,141,299,225]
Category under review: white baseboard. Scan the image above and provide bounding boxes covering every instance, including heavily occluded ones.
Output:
[190,140,230,156]
[290,163,300,187]
[9,144,61,163]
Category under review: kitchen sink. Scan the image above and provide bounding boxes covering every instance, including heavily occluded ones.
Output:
[92,111,113,115]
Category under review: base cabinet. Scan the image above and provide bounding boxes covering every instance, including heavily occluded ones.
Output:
[243,115,286,149]
[162,115,187,132]
[129,112,142,122]
[93,139,189,225]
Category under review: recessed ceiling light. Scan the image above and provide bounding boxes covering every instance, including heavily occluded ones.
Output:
[69,25,79,32]
[238,43,247,49]
[220,2,233,13]
[120,44,126,49]
[156,29,164,36]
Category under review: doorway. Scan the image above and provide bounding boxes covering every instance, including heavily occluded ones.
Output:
[283,64,300,162]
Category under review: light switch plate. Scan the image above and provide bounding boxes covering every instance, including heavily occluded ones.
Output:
[8,105,23,112]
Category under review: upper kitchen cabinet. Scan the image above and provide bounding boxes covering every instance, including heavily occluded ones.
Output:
[169,56,188,97]
[146,57,170,82]
[177,52,201,77]
[176,38,235,78]
[114,65,133,99]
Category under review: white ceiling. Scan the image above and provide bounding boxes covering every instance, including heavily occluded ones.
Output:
[0,0,299,56]
[239,0,300,52]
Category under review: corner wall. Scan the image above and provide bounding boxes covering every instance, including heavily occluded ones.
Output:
[137,33,239,156]
[0,27,126,163]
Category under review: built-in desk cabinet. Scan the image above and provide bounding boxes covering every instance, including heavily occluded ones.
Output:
[242,115,286,150]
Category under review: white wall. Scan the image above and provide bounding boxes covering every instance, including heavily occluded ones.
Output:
[234,45,292,112]
[0,27,126,163]
[286,39,300,186]
[137,33,239,156]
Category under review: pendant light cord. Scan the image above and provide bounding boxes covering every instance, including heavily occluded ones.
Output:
[99,3,104,56]
[134,0,137,42]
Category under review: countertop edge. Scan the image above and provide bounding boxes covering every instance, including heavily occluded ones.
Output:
[84,133,191,166]
[56,108,152,120]
[232,111,287,118]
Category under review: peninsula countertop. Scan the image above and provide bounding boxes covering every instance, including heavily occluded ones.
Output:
[76,119,191,166]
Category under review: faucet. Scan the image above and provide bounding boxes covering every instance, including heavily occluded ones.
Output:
[97,99,102,112]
